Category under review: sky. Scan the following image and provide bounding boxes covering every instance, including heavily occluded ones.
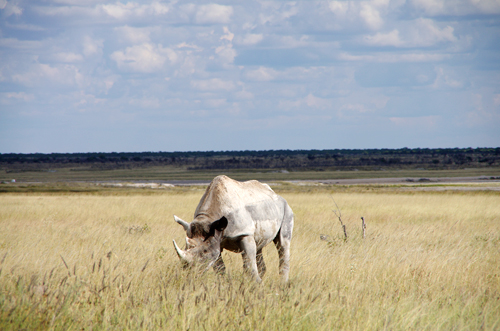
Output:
[0,0,499,153]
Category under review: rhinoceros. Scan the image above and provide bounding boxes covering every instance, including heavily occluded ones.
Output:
[173,175,294,282]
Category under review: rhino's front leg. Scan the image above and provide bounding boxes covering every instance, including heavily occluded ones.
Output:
[213,253,226,275]
[256,249,266,278]
[239,236,262,283]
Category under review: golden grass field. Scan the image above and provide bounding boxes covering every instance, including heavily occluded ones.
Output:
[0,183,499,330]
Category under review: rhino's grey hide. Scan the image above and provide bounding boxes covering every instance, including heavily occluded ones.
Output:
[173,175,294,282]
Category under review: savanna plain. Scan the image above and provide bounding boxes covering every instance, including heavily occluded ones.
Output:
[0,183,499,330]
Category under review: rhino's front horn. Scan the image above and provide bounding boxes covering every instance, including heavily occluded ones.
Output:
[173,240,191,263]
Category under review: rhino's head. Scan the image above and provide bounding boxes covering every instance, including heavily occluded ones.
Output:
[172,215,228,270]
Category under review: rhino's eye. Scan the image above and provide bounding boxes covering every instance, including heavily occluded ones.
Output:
[203,249,208,253]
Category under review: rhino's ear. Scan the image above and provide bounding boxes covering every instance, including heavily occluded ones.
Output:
[207,216,228,239]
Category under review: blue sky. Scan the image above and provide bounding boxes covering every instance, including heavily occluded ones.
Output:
[1,0,499,153]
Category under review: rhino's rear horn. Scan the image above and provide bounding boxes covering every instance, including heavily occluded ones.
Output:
[174,215,190,232]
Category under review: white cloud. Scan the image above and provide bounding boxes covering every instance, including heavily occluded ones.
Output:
[99,1,169,19]
[191,78,235,91]
[235,90,254,100]
[411,0,500,16]
[74,90,106,109]
[0,38,43,50]
[390,116,439,127]
[411,0,445,16]
[329,0,389,30]
[0,0,22,16]
[364,29,402,46]
[50,0,104,4]
[278,99,301,110]
[245,67,277,81]
[257,2,299,25]
[304,93,330,109]
[462,92,500,127]
[363,18,456,47]
[279,93,331,110]
[129,97,160,109]
[34,5,99,18]
[54,52,84,63]
[5,22,45,31]
[220,26,234,42]
[329,1,349,16]
[235,33,263,46]
[176,42,203,51]
[11,63,83,87]
[195,4,233,24]
[110,43,177,73]
[408,18,456,46]
[204,98,227,108]
[494,94,500,106]
[115,26,151,44]
[100,2,136,19]
[82,36,103,57]
[340,103,371,114]
[281,4,299,19]
[338,52,449,62]
[474,0,500,13]
[0,92,35,103]
[432,67,464,89]
[389,53,449,62]
[102,77,115,94]
[279,35,310,48]
[150,1,169,15]
[372,96,390,109]
[474,93,483,111]
[34,1,169,21]
[215,44,236,64]
[215,27,236,65]
[360,3,384,30]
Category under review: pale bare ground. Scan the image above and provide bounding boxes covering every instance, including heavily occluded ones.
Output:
[8,174,500,192]
[305,176,500,184]
[119,176,500,187]
[0,184,499,330]
[289,176,500,191]
[94,173,500,184]
[89,176,500,192]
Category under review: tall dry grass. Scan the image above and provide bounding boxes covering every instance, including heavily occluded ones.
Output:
[0,186,499,330]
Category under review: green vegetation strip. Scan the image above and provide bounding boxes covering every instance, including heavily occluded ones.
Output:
[2,166,500,183]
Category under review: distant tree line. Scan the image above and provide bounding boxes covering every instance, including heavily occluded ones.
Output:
[1,148,499,172]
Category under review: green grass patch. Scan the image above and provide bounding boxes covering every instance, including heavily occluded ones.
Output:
[2,166,500,183]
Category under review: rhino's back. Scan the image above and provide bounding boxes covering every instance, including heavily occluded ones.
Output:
[195,176,284,242]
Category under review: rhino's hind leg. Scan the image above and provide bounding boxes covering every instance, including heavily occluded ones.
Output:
[256,249,266,278]
[239,236,262,283]
[274,203,294,282]
[273,236,290,282]
[213,253,226,275]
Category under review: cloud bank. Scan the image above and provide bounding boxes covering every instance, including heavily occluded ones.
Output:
[1,0,499,153]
